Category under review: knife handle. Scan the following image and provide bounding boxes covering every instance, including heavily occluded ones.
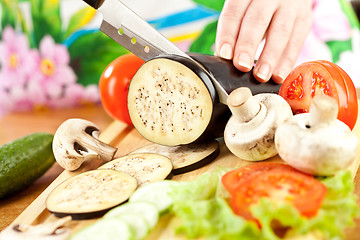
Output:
[83,0,104,9]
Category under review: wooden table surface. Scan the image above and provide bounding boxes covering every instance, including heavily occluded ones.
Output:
[0,99,360,239]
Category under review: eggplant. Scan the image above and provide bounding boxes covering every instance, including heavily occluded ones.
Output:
[127,53,281,146]
[131,140,220,175]
[46,169,138,220]
[98,153,173,185]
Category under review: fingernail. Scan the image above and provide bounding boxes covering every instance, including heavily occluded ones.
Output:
[255,63,271,81]
[274,69,289,83]
[237,53,251,70]
[219,43,233,60]
[274,72,286,83]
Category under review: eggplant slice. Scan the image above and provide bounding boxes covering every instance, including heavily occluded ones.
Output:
[127,57,229,146]
[98,153,173,185]
[46,169,137,220]
[131,140,220,175]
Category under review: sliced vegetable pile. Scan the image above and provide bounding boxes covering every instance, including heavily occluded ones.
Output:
[46,58,360,240]
[171,167,358,240]
[47,119,222,221]
[131,140,220,175]
[69,166,359,240]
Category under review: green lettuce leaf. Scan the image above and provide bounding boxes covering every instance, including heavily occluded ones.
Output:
[170,169,359,240]
[173,197,260,239]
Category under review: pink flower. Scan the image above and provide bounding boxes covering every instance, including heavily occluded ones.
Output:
[312,0,351,42]
[0,26,34,89]
[82,84,101,103]
[28,35,77,104]
[297,0,351,66]
[49,84,84,108]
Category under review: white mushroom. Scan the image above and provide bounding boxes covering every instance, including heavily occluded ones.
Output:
[224,87,293,161]
[52,118,117,171]
[275,95,359,176]
[0,216,71,240]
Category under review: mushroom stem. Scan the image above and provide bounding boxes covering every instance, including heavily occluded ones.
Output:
[0,216,71,240]
[227,87,262,123]
[77,130,117,162]
[309,95,338,127]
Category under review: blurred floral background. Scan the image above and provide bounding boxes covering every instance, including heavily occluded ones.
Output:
[0,0,359,118]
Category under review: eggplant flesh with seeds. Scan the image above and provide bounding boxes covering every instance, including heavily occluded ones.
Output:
[99,153,173,185]
[127,53,281,146]
[45,170,137,220]
[131,140,220,175]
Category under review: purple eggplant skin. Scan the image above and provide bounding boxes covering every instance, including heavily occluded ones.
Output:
[172,140,220,175]
[49,205,123,220]
[188,53,281,95]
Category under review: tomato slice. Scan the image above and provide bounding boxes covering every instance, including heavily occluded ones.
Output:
[315,60,358,129]
[279,61,358,129]
[221,162,300,195]
[230,170,327,221]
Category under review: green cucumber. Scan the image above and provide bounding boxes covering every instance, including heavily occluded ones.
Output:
[0,132,55,199]
[113,213,150,240]
[70,218,134,240]
[104,201,159,229]
[129,180,179,214]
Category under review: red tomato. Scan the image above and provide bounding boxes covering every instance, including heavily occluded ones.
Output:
[221,162,300,195]
[99,54,145,125]
[279,60,358,129]
[230,169,327,221]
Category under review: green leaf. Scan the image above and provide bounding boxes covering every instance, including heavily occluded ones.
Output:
[192,0,225,11]
[68,31,129,86]
[30,0,62,47]
[64,7,96,38]
[0,0,33,45]
[0,0,19,31]
[189,20,217,55]
[339,0,360,29]
[326,39,352,63]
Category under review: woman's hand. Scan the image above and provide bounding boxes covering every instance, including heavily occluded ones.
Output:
[215,0,314,83]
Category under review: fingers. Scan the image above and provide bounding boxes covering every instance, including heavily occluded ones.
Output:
[215,0,252,61]
[215,0,314,83]
[233,0,278,73]
[271,12,313,83]
[253,7,297,83]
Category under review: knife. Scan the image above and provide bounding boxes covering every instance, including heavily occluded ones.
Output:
[82,0,229,104]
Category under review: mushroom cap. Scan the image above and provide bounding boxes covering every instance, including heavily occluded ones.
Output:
[275,113,359,176]
[52,118,117,171]
[224,93,293,161]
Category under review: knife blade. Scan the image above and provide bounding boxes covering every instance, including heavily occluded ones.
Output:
[82,0,228,104]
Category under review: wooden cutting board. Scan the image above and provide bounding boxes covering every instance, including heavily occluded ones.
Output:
[10,106,360,239]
